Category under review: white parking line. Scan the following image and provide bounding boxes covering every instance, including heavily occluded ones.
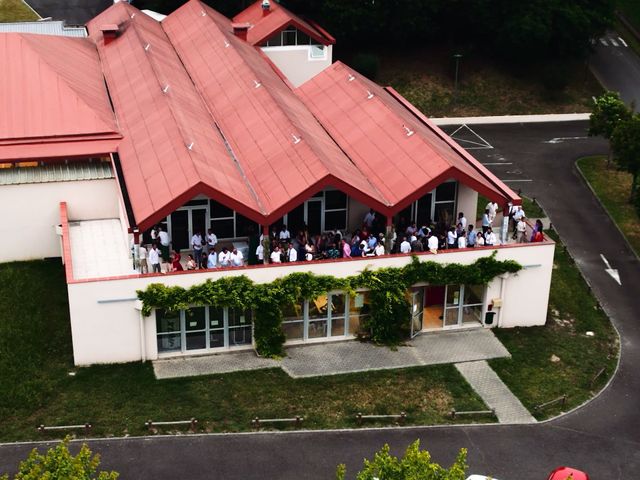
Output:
[619,37,628,47]
[482,162,513,166]
[501,179,533,182]
[599,38,608,46]
[610,38,619,47]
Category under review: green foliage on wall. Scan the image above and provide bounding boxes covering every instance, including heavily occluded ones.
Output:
[137,253,521,357]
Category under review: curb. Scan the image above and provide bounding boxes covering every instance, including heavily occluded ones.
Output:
[575,158,640,262]
[431,113,591,126]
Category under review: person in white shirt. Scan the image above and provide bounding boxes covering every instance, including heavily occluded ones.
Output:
[447,228,457,249]
[400,237,411,254]
[485,228,497,246]
[457,212,467,229]
[206,229,218,252]
[279,225,290,240]
[191,232,204,268]
[270,246,282,263]
[374,243,385,256]
[516,217,527,243]
[287,243,298,262]
[457,231,467,248]
[230,248,244,267]
[158,227,171,269]
[138,244,148,274]
[148,244,161,273]
[207,250,217,269]
[486,201,499,224]
[218,247,231,267]
[427,233,438,253]
[256,244,264,262]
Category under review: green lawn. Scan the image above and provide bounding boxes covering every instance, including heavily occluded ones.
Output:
[0,261,487,442]
[577,155,640,255]
[367,47,601,117]
[490,229,619,419]
[0,0,38,22]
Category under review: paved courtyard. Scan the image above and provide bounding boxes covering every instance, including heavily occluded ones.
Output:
[153,328,510,379]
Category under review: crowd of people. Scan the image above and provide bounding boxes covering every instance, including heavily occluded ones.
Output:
[136,202,545,274]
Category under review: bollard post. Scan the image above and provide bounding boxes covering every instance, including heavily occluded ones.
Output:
[146,420,154,431]
[190,418,198,433]
[253,417,260,430]
[356,413,363,426]
[399,412,406,424]
[450,409,456,419]
[84,423,92,434]
[295,416,302,427]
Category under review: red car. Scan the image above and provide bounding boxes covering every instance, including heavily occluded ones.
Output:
[547,467,590,480]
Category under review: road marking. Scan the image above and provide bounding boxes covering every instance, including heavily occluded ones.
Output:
[501,179,533,182]
[610,38,619,47]
[600,254,622,285]
[543,136,589,144]
[619,37,628,47]
[450,124,494,150]
[482,162,513,166]
[599,38,608,46]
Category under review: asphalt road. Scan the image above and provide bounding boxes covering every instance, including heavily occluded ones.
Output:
[26,0,111,25]
[2,121,639,479]
[590,31,640,109]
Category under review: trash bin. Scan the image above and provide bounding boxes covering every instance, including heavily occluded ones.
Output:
[484,311,496,325]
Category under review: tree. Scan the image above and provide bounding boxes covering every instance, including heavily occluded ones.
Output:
[589,91,633,166]
[336,440,468,480]
[0,437,118,480]
[611,114,640,203]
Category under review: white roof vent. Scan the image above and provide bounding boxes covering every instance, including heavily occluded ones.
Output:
[367,90,374,99]
[347,74,355,82]
[403,125,414,137]
[291,134,301,145]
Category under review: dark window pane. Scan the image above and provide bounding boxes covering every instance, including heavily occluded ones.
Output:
[212,219,234,239]
[210,200,234,218]
[229,326,252,346]
[324,190,347,210]
[157,333,181,353]
[282,29,297,46]
[464,285,483,305]
[185,307,206,331]
[324,210,346,231]
[330,317,345,337]
[297,30,311,45]
[209,307,224,329]
[156,309,180,333]
[210,330,225,348]
[186,332,206,350]
[435,182,456,202]
[265,32,282,46]
[330,294,346,317]
[236,213,258,237]
[416,193,432,226]
[185,199,208,206]
[229,309,252,327]
[283,321,304,341]
[282,301,304,320]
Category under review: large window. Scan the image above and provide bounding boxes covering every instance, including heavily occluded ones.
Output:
[397,181,458,227]
[210,200,258,239]
[444,284,484,328]
[263,25,321,49]
[282,292,354,343]
[280,189,348,235]
[156,307,254,354]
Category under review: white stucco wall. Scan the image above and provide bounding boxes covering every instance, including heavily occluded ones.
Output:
[261,45,333,87]
[0,179,120,262]
[457,183,478,224]
[67,242,554,365]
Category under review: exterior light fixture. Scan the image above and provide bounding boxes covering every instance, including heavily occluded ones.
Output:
[367,90,374,99]
[254,80,262,88]
[162,84,170,93]
[348,74,355,82]
[403,125,414,137]
[291,134,301,144]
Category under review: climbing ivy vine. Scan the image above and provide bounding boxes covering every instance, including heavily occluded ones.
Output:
[137,253,521,357]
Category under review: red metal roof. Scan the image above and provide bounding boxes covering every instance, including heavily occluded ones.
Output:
[232,0,335,46]
[163,0,384,224]
[0,33,121,161]
[297,62,520,209]
[86,2,263,230]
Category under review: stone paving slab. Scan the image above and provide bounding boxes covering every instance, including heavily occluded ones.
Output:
[153,351,279,380]
[455,360,536,424]
[154,328,510,380]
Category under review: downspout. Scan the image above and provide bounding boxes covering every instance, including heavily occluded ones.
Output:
[135,301,147,362]
[497,273,508,328]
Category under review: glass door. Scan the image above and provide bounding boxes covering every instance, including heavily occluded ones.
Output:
[170,210,189,251]
[307,199,322,234]
[410,289,424,337]
[191,208,207,240]
[444,285,462,327]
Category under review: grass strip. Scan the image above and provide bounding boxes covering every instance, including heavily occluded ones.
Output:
[577,155,640,256]
[0,0,38,22]
[490,230,619,420]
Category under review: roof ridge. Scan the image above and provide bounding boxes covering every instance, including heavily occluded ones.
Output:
[18,33,119,136]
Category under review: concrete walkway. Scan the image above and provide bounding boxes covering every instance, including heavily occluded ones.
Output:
[153,328,510,380]
[456,360,536,424]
